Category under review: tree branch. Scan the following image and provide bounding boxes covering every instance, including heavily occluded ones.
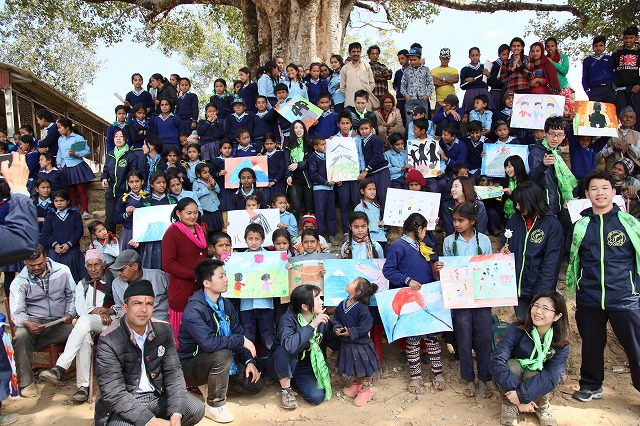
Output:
[353,1,377,13]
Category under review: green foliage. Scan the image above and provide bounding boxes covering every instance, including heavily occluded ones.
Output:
[384,1,439,31]
[527,0,640,60]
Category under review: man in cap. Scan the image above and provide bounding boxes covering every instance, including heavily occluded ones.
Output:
[10,245,75,398]
[95,280,205,426]
[432,47,459,104]
[400,46,434,123]
[611,157,640,217]
[110,250,169,320]
[39,249,116,402]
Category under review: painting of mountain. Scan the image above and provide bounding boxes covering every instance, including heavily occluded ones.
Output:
[225,156,270,188]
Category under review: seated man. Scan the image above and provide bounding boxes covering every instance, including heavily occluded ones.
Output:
[10,245,75,398]
[110,250,169,320]
[95,280,205,426]
[178,259,264,423]
[39,249,116,402]
[611,157,640,217]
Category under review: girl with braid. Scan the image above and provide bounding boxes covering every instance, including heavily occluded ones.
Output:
[383,213,446,394]
[354,178,387,252]
[442,202,494,398]
[340,211,383,259]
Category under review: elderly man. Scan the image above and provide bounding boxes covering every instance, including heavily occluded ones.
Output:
[39,249,116,402]
[110,250,169,320]
[95,280,205,426]
[611,157,640,217]
[10,245,75,398]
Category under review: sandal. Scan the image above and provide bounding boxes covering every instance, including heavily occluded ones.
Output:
[408,379,421,394]
[433,374,445,390]
[478,381,493,398]
[463,381,476,397]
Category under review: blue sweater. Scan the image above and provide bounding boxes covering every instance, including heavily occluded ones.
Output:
[308,151,331,189]
[239,82,259,113]
[37,122,60,157]
[384,148,408,181]
[582,54,616,91]
[392,68,405,99]
[233,144,259,157]
[266,150,286,184]
[128,117,150,151]
[175,92,199,125]
[38,168,67,192]
[460,64,488,90]
[432,106,465,136]
[125,89,154,113]
[568,132,609,180]
[310,111,339,139]
[383,237,436,288]
[253,110,277,142]
[196,119,225,146]
[441,139,468,170]
[209,94,233,120]
[462,135,486,171]
[305,77,328,104]
[150,114,181,148]
[361,134,388,174]
[225,113,255,141]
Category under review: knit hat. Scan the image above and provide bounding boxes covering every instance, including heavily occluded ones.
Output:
[503,91,515,103]
[439,48,451,58]
[619,105,635,117]
[406,168,426,187]
[123,279,155,301]
[186,131,200,144]
[84,249,104,262]
[615,157,634,176]
[301,213,317,229]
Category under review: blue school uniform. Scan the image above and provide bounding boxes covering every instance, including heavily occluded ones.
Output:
[186,159,205,183]
[258,74,277,107]
[23,149,40,181]
[305,77,328,104]
[37,122,60,158]
[308,151,336,237]
[34,197,54,232]
[383,235,436,288]
[361,133,391,208]
[192,178,224,233]
[262,149,287,205]
[240,248,275,355]
[56,133,94,185]
[40,208,87,282]
[334,299,380,378]
[568,132,609,180]
[226,112,255,141]
[172,188,203,214]
[441,139,468,171]
[463,135,486,173]
[252,110,277,149]
[407,120,435,139]
[150,113,181,148]
[354,200,386,244]
[196,119,225,160]
[469,110,493,130]
[328,72,345,110]
[106,122,129,153]
[239,82,259,113]
[125,89,154,113]
[279,211,298,237]
[175,92,199,132]
[139,154,167,192]
[277,113,291,139]
[233,187,264,210]
[128,116,150,153]
[334,130,361,232]
[210,94,234,120]
[140,193,176,269]
[384,148,408,188]
[432,106,465,136]
[286,80,308,100]
[114,192,148,252]
[233,143,259,158]
[310,111,338,139]
[340,239,384,259]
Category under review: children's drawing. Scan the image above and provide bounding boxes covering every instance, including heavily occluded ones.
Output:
[322,259,389,306]
[224,156,269,188]
[572,101,619,137]
[282,253,336,303]
[275,95,323,129]
[226,208,281,248]
[475,185,505,200]
[383,188,440,230]
[221,251,289,298]
[439,253,517,309]
[566,195,626,223]
[511,94,565,129]
[407,138,441,178]
[376,282,453,343]
[326,137,359,181]
[481,143,529,178]
[132,204,175,242]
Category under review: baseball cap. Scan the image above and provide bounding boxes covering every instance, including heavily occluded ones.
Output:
[440,94,459,107]
[408,47,422,58]
[110,250,141,271]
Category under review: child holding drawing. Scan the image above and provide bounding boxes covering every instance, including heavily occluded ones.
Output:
[441,202,493,398]
[354,178,387,252]
[384,133,410,189]
[308,136,338,244]
[382,213,446,394]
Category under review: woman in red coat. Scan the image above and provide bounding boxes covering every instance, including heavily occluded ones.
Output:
[527,42,560,95]
[162,197,208,343]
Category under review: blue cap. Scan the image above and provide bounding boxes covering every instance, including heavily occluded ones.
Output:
[408,47,421,57]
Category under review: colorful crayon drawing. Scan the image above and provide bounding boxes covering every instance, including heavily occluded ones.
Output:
[275,95,323,129]
[322,259,390,306]
[226,208,280,248]
[475,185,505,200]
[132,204,175,242]
[326,137,359,181]
[439,253,517,309]
[383,188,440,230]
[221,251,289,298]
[481,143,529,178]
[224,156,269,188]
[282,253,336,303]
[376,282,453,342]
[566,195,626,223]
[407,138,441,178]
[512,94,565,129]
[572,101,619,137]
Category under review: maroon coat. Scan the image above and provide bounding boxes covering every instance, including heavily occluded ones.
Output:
[161,224,208,311]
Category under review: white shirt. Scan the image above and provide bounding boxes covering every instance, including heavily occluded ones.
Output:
[132,325,155,393]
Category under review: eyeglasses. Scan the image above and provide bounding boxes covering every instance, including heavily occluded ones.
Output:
[530,303,555,313]
[546,132,565,140]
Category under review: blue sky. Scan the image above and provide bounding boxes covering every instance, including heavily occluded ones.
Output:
[85,6,587,121]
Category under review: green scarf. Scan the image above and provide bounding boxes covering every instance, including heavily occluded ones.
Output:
[114,145,130,163]
[567,209,640,306]
[297,313,332,400]
[516,327,553,371]
[541,139,577,203]
[354,108,367,120]
[504,178,517,219]
[290,138,305,163]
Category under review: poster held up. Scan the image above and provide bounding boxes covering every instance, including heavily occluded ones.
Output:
[322,259,389,306]
[480,143,529,178]
[226,208,280,248]
[224,156,269,188]
[407,138,441,178]
[132,204,175,242]
[326,137,360,182]
[221,251,289,298]
[511,94,565,129]
[383,188,440,230]
[275,95,323,129]
[566,195,626,223]
[572,101,618,137]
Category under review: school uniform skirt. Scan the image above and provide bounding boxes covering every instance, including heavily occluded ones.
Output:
[141,241,163,270]
[202,210,224,233]
[1,262,22,274]
[48,249,87,283]
[63,161,95,185]
[336,340,380,378]
[218,188,236,212]
[119,228,135,252]
[462,88,489,113]
[201,141,221,161]
[488,89,504,112]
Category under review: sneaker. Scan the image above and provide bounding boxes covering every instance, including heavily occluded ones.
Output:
[39,366,66,386]
[353,387,372,406]
[204,403,235,423]
[70,386,89,403]
[0,413,18,426]
[572,387,603,402]
[280,388,298,410]
[500,403,518,426]
[82,211,90,219]
[19,383,37,398]
[535,405,557,426]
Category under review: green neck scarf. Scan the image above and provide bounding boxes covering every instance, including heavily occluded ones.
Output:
[541,139,577,203]
[297,313,332,400]
[114,145,129,163]
[517,327,553,371]
[354,108,367,120]
[567,209,640,306]
[290,138,305,163]
[504,178,518,219]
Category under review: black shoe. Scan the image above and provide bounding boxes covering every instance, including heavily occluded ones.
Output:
[71,386,89,403]
[573,387,603,402]
[39,366,66,385]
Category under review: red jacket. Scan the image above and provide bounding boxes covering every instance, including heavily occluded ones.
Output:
[161,224,208,312]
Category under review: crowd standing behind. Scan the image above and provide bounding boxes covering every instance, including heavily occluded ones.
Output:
[0,27,640,426]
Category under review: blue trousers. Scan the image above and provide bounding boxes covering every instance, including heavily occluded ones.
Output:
[405,98,431,122]
[390,176,406,189]
[313,189,336,237]
[267,347,325,405]
[453,307,493,382]
[240,308,274,356]
[587,84,616,105]
[337,181,360,232]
